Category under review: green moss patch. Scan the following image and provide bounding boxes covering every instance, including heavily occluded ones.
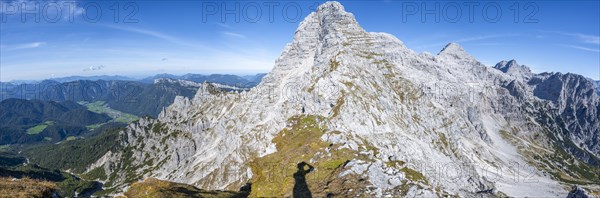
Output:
[400,167,429,185]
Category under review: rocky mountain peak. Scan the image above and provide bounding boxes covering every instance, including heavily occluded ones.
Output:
[316,1,345,14]
[506,59,518,67]
[267,1,369,85]
[292,1,364,45]
[494,59,523,72]
[494,59,533,80]
[437,42,476,61]
[439,42,464,53]
[311,1,356,27]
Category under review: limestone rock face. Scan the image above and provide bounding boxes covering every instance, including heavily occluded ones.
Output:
[94,1,599,197]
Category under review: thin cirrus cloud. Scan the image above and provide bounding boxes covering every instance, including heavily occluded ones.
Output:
[452,33,519,43]
[83,65,105,72]
[560,32,600,45]
[216,23,232,29]
[542,30,600,45]
[222,31,246,38]
[0,42,46,51]
[412,33,518,50]
[101,24,209,50]
[561,45,600,53]
[541,30,600,53]
[217,23,246,38]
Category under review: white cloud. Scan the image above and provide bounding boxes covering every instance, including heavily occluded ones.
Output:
[222,31,246,38]
[83,65,105,71]
[17,42,45,49]
[562,44,600,53]
[471,42,511,46]
[1,42,46,50]
[216,23,232,29]
[412,33,518,50]
[102,24,208,49]
[571,33,600,45]
[453,33,519,43]
[542,31,600,45]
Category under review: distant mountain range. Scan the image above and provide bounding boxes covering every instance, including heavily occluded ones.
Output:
[1,73,266,117]
[3,73,266,87]
[0,79,199,118]
[49,75,137,83]
[6,75,136,85]
[0,72,266,147]
[140,73,266,87]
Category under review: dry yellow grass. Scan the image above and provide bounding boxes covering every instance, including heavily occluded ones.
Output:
[124,178,246,198]
[0,177,57,198]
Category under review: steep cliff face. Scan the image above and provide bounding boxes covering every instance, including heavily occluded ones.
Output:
[93,2,599,197]
[498,64,600,166]
[491,59,600,167]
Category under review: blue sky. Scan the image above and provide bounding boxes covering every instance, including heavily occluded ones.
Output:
[0,0,599,81]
